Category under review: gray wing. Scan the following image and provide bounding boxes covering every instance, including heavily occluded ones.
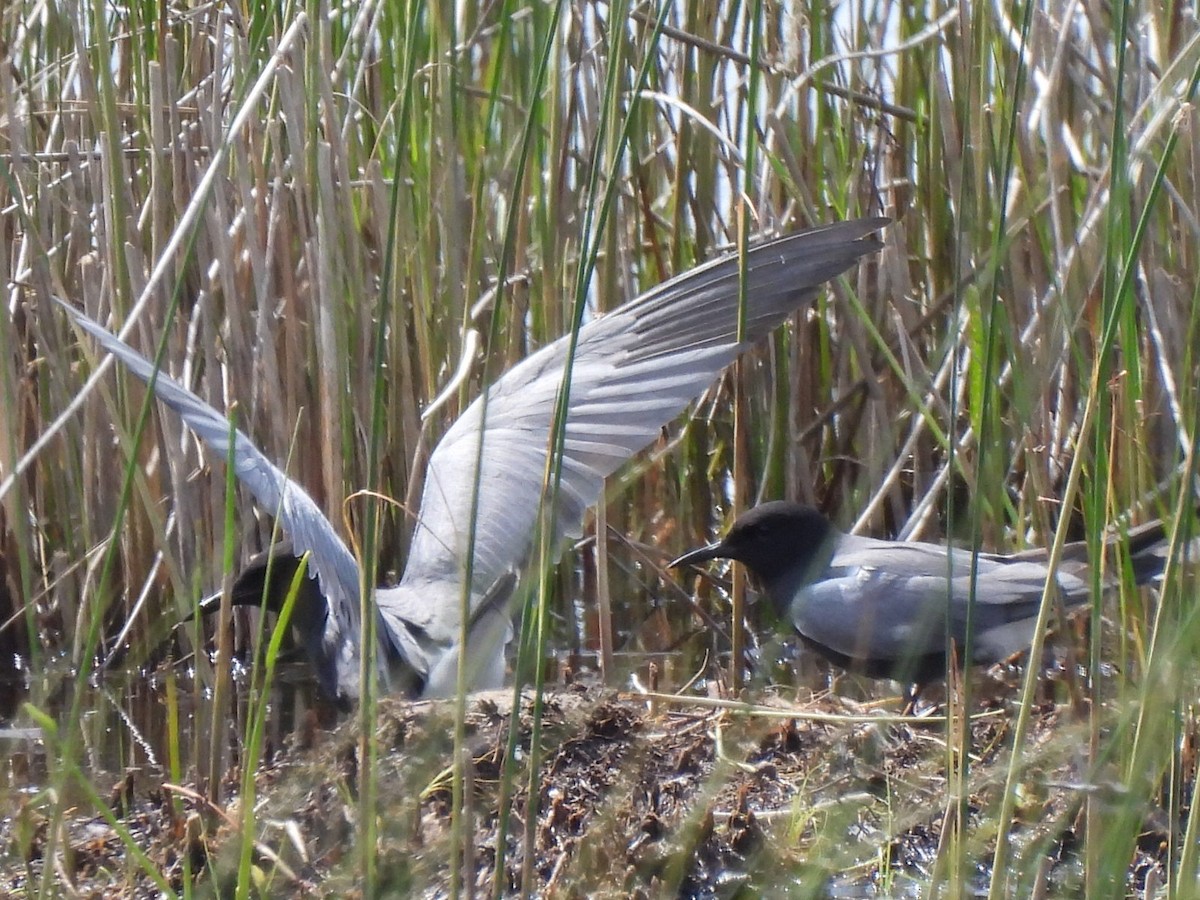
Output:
[795,535,1090,664]
[394,219,887,626]
[56,298,366,697]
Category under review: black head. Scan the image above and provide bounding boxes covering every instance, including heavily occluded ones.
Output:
[189,544,342,704]
[670,501,834,584]
[195,543,329,637]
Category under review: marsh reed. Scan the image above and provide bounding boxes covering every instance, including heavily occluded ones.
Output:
[2,0,1199,895]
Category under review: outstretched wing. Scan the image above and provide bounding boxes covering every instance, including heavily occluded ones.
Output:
[390,219,887,634]
[56,299,366,698]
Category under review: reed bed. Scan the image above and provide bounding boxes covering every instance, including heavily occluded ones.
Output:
[1,0,1199,896]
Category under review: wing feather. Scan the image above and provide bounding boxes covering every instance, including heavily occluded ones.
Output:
[395,220,887,625]
[56,299,368,697]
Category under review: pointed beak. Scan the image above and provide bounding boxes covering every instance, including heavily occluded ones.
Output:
[669,541,728,569]
[175,590,223,628]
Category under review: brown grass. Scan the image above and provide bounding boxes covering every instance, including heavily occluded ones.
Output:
[2,1,1200,896]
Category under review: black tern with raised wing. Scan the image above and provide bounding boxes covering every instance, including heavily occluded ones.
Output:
[58,218,886,702]
[671,500,1181,685]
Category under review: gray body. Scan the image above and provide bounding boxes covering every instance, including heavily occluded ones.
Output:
[672,501,1178,684]
[59,219,886,702]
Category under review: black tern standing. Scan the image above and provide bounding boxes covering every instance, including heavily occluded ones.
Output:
[671,500,1181,686]
[57,218,886,703]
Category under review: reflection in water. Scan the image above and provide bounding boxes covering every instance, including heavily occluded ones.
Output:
[0,653,333,802]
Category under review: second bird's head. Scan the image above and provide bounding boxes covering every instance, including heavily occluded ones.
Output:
[670,501,835,593]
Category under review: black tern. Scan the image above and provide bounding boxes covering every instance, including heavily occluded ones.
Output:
[671,500,1182,685]
[57,218,886,702]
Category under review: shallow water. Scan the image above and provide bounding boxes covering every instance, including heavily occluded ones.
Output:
[0,653,333,804]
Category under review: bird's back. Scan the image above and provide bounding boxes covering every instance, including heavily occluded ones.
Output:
[786,533,1091,678]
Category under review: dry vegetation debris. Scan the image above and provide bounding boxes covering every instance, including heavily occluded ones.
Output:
[1,685,1179,897]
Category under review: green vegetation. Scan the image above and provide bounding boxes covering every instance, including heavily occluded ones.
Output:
[1,0,1198,896]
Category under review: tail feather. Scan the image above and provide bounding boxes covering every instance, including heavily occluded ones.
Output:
[1119,510,1199,586]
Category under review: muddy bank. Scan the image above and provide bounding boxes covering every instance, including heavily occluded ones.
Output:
[0,683,1173,897]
